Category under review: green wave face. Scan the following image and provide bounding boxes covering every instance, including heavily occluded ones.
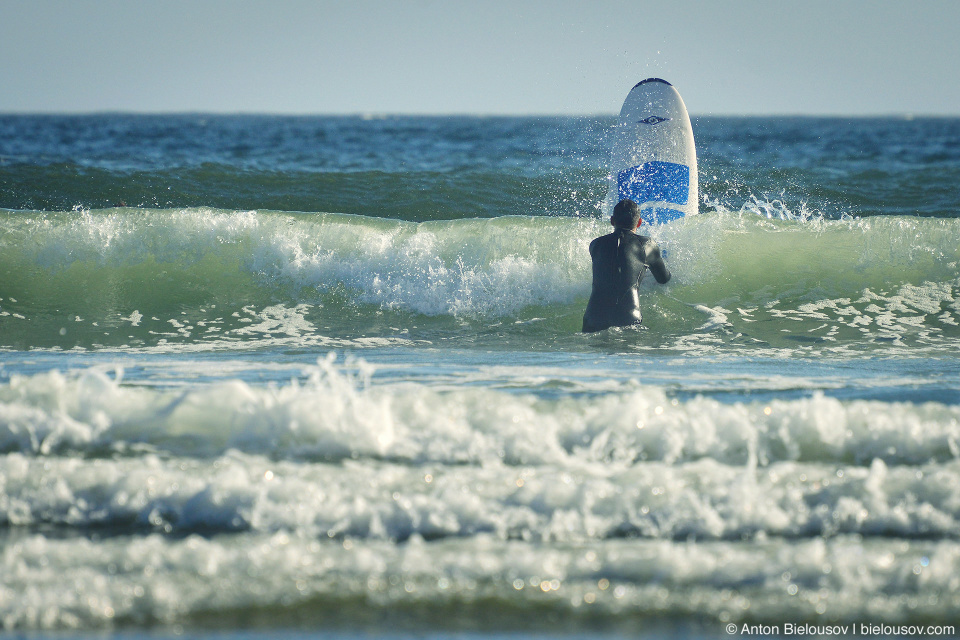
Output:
[1,208,958,354]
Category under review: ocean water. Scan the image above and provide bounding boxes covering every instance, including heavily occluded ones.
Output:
[1,114,959,638]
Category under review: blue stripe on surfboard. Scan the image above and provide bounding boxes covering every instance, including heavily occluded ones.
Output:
[617,161,690,206]
[640,207,686,226]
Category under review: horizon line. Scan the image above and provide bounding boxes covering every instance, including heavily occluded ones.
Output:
[1,109,957,119]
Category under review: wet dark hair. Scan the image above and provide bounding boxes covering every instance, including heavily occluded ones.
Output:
[612,199,642,229]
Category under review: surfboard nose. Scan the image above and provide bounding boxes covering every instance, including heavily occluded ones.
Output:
[634,78,673,88]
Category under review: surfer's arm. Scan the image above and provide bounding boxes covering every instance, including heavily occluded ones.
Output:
[645,243,671,284]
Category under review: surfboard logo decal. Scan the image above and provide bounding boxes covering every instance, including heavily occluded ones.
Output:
[638,116,670,125]
[617,161,690,206]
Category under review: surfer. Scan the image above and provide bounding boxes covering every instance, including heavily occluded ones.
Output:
[582,199,671,333]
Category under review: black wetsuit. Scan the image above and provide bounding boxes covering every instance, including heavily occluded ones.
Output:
[582,228,671,333]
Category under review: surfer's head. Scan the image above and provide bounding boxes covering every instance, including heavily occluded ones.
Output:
[611,199,642,230]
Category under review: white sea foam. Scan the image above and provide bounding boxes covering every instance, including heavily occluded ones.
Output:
[1,359,959,466]
[3,445,959,541]
[3,529,959,629]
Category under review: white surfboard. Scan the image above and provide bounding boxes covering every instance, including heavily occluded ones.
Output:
[606,78,698,225]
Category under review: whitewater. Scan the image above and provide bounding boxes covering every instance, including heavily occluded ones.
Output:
[1,114,959,638]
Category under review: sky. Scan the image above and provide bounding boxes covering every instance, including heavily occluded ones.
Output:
[1,0,958,116]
